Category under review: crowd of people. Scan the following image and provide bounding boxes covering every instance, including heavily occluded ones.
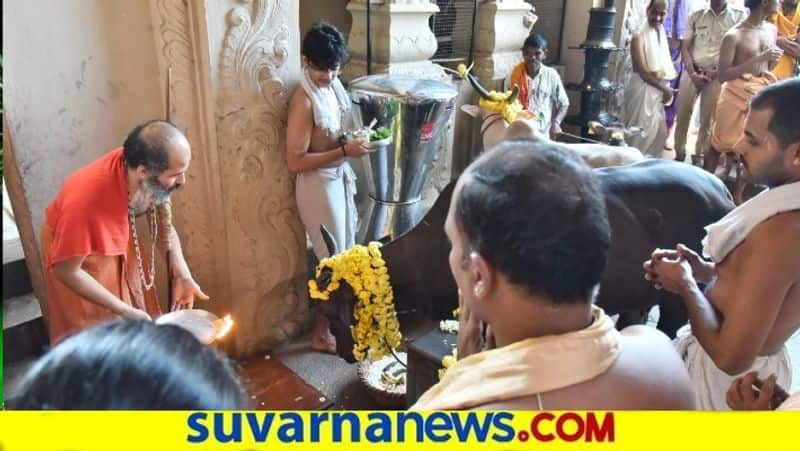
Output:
[10,6,799,413]
[624,0,798,177]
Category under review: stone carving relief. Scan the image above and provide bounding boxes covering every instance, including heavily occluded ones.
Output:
[152,0,230,305]
[218,0,307,355]
[153,0,306,356]
[473,0,536,83]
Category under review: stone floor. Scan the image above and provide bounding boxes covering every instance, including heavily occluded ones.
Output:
[271,315,439,410]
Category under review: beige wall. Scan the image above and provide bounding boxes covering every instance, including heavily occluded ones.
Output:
[3,0,163,238]
[299,0,352,39]
[5,0,309,356]
[4,0,166,312]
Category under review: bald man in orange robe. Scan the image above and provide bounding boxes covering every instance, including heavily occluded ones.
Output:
[41,120,208,344]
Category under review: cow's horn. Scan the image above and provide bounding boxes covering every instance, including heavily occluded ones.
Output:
[320,225,339,258]
[466,73,493,100]
[508,85,519,103]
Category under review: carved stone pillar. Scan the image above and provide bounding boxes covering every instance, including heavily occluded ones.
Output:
[473,0,537,88]
[342,0,447,82]
[151,0,307,357]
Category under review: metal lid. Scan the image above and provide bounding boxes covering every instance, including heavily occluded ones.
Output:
[155,309,222,344]
[348,75,457,102]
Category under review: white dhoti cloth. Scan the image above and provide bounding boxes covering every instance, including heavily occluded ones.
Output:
[296,162,357,259]
[624,21,677,156]
[674,324,792,410]
[624,76,668,156]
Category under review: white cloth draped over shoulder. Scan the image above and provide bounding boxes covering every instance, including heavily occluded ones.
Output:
[300,68,353,135]
[623,21,677,156]
[702,181,800,262]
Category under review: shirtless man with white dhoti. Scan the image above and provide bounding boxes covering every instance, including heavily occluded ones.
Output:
[645,78,800,410]
[286,22,369,353]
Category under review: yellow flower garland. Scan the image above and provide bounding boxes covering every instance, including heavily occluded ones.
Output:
[308,242,402,362]
[438,347,458,380]
[455,63,524,124]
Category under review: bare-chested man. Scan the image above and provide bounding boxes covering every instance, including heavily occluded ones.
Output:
[286,22,369,353]
[705,0,783,179]
[411,141,695,411]
[645,78,800,410]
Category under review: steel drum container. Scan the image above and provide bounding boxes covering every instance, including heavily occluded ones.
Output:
[348,75,457,242]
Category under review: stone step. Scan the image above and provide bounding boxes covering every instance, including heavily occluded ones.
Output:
[3,258,33,299]
[3,293,48,364]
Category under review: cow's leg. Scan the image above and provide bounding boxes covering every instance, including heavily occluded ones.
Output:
[656,296,687,338]
[615,308,648,329]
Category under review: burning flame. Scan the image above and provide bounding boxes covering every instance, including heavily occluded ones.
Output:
[213,314,234,341]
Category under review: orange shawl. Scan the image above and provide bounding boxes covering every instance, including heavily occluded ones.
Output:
[509,61,530,108]
[772,4,800,79]
[411,307,620,410]
[45,148,130,268]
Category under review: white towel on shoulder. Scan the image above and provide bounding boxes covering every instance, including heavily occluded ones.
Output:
[702,181,800,262]
[300,68,352,135]
[639,22,677,81]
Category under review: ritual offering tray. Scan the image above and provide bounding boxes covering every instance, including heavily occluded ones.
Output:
[155,309,233,345]
[357,352,407,408]
[365,127,393,150]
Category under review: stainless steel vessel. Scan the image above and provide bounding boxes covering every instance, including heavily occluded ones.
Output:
[348,75,457,242]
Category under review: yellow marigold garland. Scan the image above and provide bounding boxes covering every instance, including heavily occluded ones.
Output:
[438,347,458,380]
[455,63,524,124]
[438,307,460,380]
[308,242,402,362]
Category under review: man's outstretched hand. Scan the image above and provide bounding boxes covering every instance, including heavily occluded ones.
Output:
[171,276,210,311]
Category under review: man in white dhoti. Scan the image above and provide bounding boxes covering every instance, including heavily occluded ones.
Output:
[286,22,369,353]
[625,0,679,156]
[644,78,800,409]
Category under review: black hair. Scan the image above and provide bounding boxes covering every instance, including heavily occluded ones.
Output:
[750,77,800,148]
[302,21,349,70]
[13,320,249,410]
[744,0,765,8]
[523,33,548,51]
[455,140,611,303]
[122,119,182,173]
[647,0,669,9]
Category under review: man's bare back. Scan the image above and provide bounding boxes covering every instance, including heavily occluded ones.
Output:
[705,211,800,356]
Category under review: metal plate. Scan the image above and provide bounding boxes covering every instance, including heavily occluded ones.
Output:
[155,309,220,344]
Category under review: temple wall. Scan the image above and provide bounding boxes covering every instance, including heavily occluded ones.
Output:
[4,0,163,249]
[300,0,352,37]
[3,0,165,316]
[4,0,309,357]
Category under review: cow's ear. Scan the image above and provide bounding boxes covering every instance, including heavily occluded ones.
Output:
[460,105,481,118]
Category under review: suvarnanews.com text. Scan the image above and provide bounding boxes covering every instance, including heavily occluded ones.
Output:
[186,411,615,444]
